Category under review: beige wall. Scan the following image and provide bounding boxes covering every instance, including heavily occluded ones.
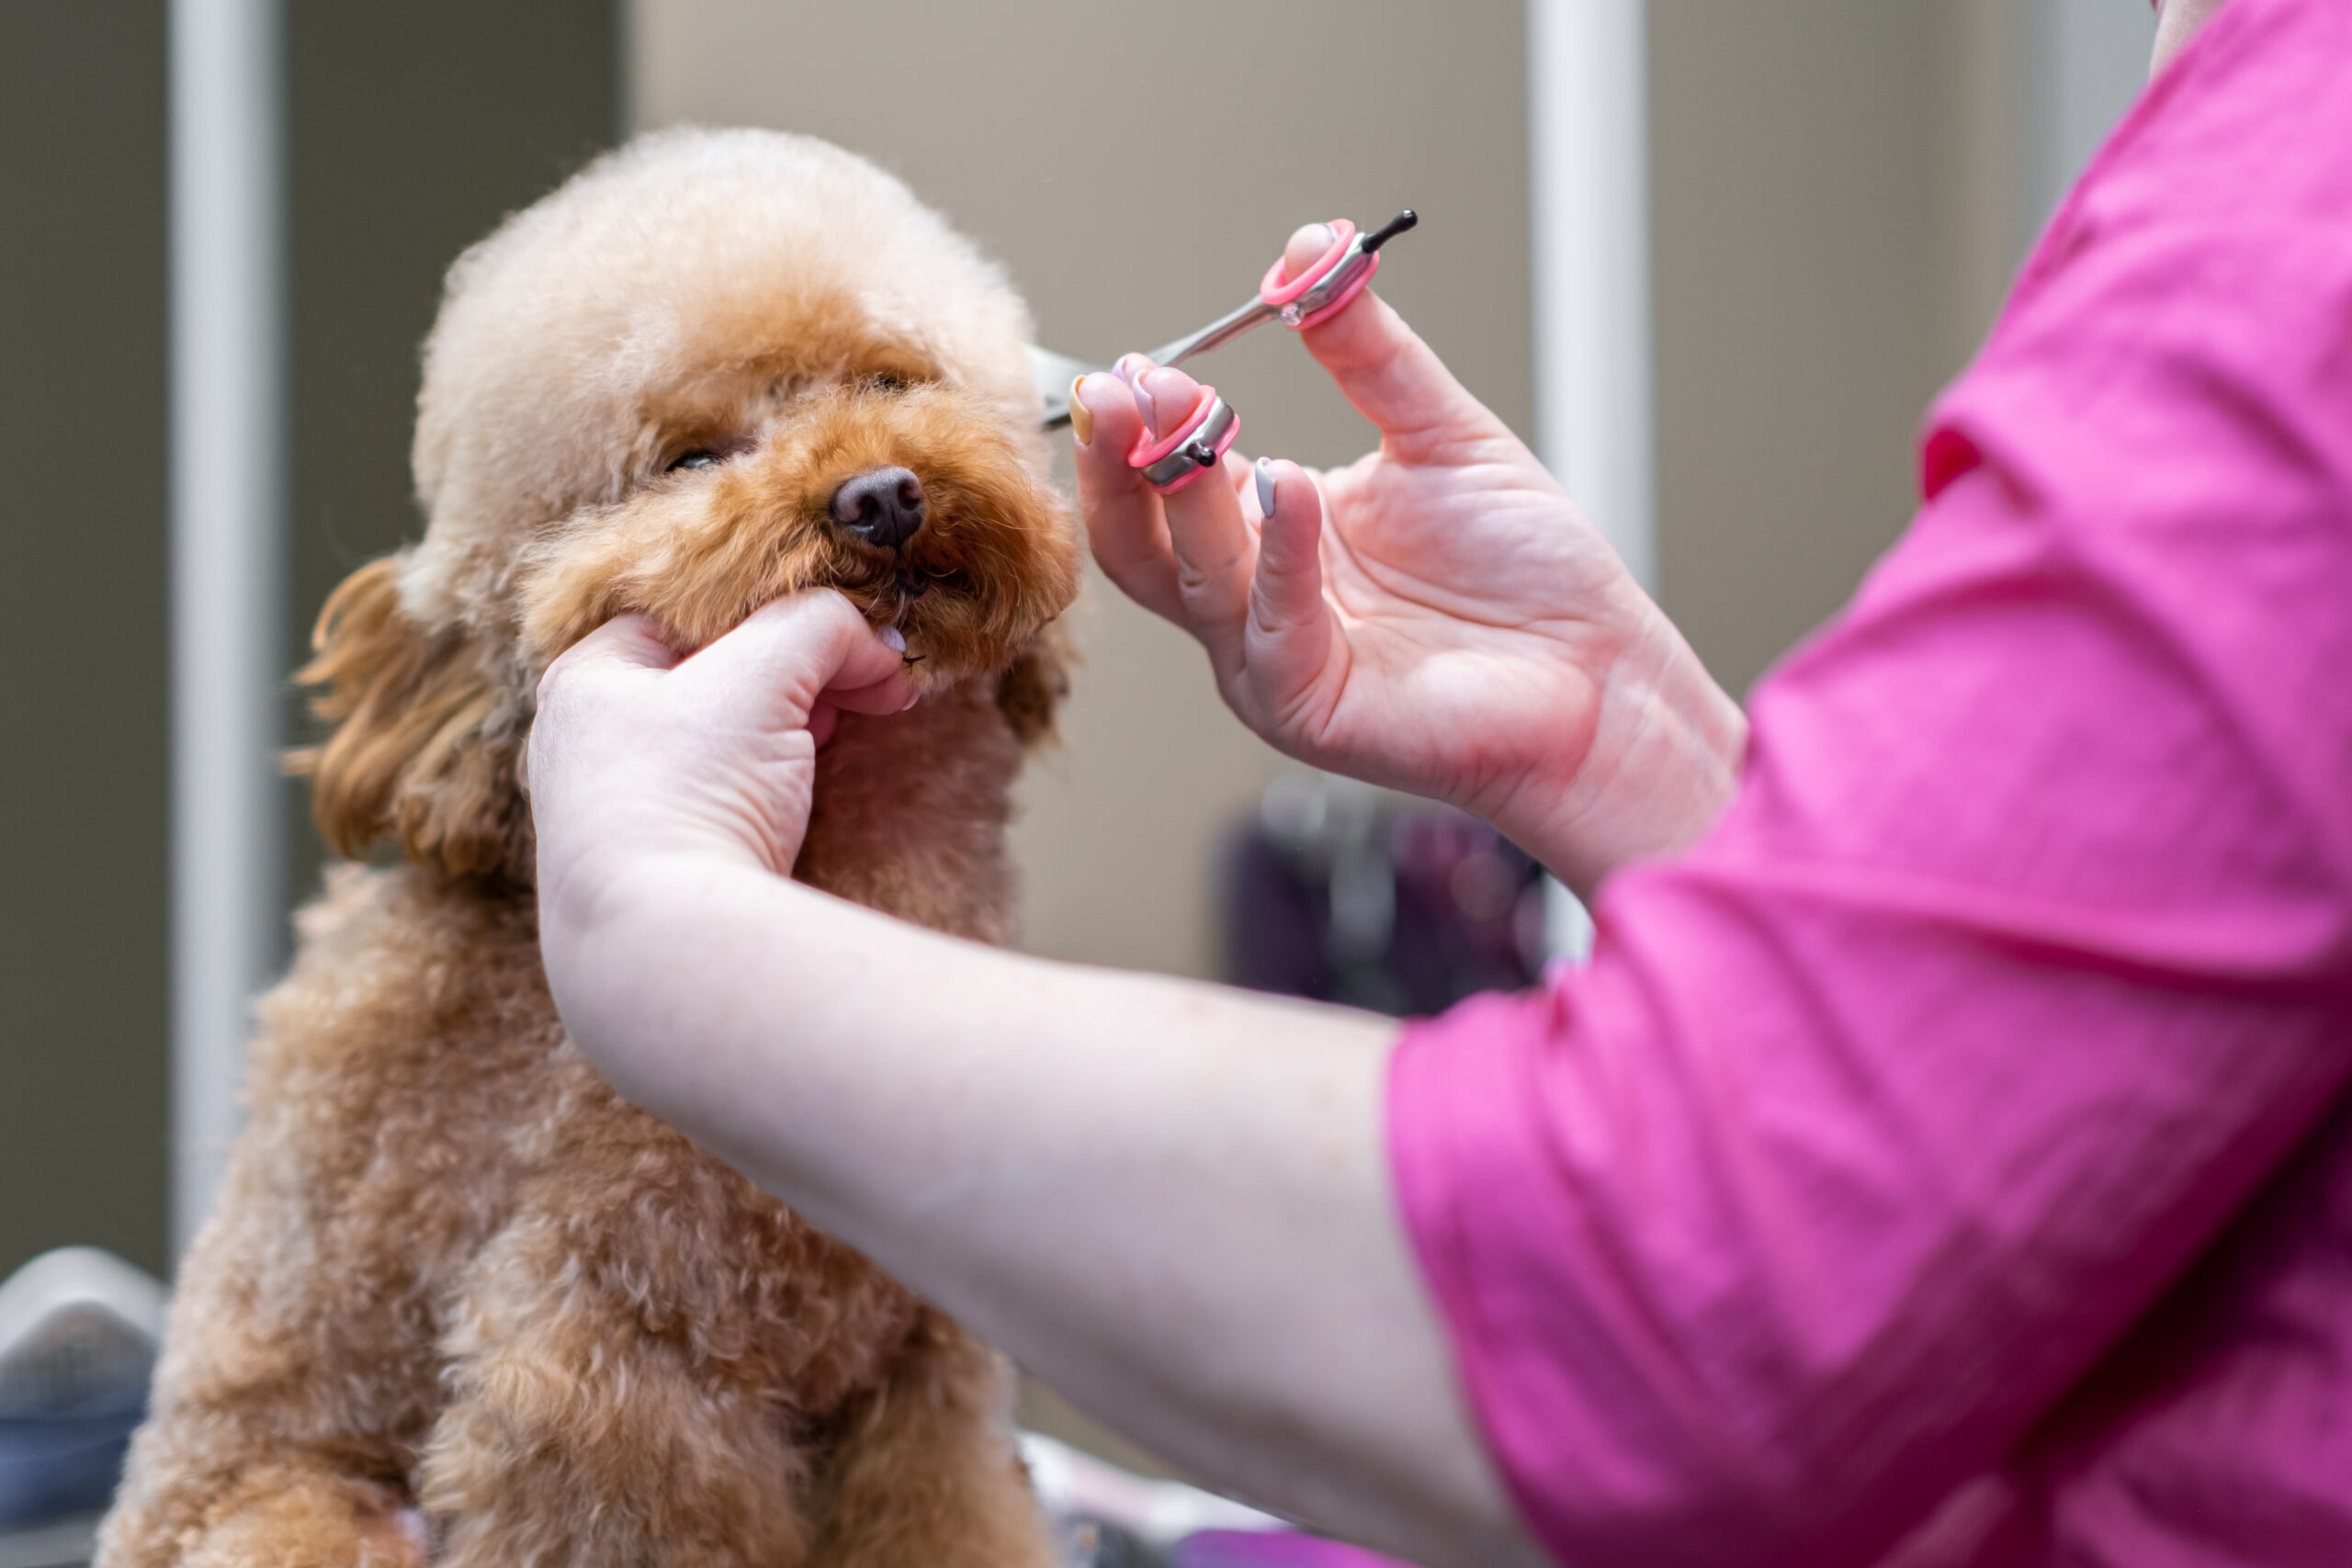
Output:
[1650,1,2150,698]
[2,0,171,1283]
[1653,4,2002,698]
[631,0,1534,983]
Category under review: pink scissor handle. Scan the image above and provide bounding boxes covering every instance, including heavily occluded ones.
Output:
[1032,210,1417,436]
[1259,218,1382,330]
[1128,385,1240,495]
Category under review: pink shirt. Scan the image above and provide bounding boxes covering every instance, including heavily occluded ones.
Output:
[1386,3,2352,1563]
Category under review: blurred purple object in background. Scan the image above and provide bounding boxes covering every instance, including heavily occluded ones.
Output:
[1221,775,1549,1016]
[1173,1529,1419,1568]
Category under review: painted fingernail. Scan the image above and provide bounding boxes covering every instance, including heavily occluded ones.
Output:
[1069,377,1094,446]
[1114,353,1153,385]
[1255,457,1277,517]
[899,690,921,712]
[1131,378,1159,438]
[881,626,906,652]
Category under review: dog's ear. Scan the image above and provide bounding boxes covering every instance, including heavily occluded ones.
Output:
[288,553,529,884]
[995,621,1073,749]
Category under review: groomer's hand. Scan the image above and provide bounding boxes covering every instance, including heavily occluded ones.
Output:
[1072,225,1747,895]
[528,592,916,916]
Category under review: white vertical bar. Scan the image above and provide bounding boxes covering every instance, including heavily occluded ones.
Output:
[170,0,284,1258]
[2023,0,2158,240]
[1527,0,1655,592]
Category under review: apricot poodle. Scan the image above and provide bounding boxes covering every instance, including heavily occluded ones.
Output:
[98,128,1080,1568]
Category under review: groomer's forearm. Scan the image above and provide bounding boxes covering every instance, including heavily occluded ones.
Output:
[546,852,1545,1568]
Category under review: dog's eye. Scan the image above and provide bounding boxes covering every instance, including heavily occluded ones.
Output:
[869,374,907,394]
[668,449,723,472]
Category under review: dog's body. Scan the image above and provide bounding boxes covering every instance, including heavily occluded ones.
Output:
[97,130,1079,1568]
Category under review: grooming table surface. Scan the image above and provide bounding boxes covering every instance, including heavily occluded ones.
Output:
[0,1514,95,1568]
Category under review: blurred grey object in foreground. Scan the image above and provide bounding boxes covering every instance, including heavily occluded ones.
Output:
[1023,1431,1283,1566]
[0,1248,165,1546]
[0,1514,99,1568]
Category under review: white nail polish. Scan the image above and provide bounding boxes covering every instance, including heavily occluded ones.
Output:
[881,626,906,652]
[1255,457,1278,518]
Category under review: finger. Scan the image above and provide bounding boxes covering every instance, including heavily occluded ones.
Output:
[1130,364,1200,444]
[821,634,923,716]
[821,671,920,716]
[535,612,680,708]
[1070,369,1186,622]
[682,591,915,720]
[1243,460,1344,705]
[1296,288,1513,462]
[1248,459,1329,642]
[1282,222,1336,283]
[1151,387,1260,655]
[808,699,840,750]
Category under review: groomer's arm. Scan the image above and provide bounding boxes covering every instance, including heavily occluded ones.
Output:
[527,595,1550,1568]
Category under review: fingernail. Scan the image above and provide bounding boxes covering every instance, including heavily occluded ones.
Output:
[1069,377,1094,446]
[1255,457,1277,518]
[899,690,921,712]
[1131,378,1159,438]
[881,626,906,652]
[1114,353,1153,385]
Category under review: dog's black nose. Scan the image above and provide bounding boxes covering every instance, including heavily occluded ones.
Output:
[830,466,925,550]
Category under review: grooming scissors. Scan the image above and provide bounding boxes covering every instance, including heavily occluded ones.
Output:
[1029,209,1419,438]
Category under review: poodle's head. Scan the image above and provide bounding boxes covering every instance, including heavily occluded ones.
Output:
[295,129,1080,887]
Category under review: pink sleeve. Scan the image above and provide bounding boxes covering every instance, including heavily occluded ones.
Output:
[1388,5,2352,1563]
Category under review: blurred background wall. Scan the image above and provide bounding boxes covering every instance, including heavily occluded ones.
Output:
[1,1,172,1283]
[1654,0,2152,694]
[2,0,2152,1391]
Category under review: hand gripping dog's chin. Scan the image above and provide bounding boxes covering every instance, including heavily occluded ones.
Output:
[99,130,1078,1568]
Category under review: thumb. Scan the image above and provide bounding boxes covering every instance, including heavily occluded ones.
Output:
[1246,459,1340,698]
[1250,458,1327,635]
[676,590,916,722]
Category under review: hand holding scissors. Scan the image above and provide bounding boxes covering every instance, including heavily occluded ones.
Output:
[1065,219,1747,897]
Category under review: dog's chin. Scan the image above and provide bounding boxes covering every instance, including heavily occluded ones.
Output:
[516,507,1074,689]
[832,572,1030,682]
[815,538,1065,682]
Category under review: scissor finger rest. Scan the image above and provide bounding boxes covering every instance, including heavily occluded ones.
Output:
[1258,209,1419,332]
[1259,219,1368,329]
[1129,387,1239,494]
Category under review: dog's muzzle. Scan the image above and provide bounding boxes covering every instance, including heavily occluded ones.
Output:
[831,466,926,550]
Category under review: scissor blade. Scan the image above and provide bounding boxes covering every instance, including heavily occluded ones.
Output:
[1148,294,1278,370]
[1029,291,1274,431]
[1030,344,1107,431]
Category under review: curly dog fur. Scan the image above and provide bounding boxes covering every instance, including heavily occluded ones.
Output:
[97,128,1081,1568]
